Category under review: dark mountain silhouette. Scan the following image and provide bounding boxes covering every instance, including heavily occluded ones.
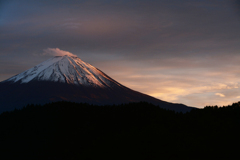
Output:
[0,55,194,113]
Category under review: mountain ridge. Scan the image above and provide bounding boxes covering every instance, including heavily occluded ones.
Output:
[0,55,194,113]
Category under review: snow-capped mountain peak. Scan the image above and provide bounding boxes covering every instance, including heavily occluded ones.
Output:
[0,54,193,113]
[5,55,119,88]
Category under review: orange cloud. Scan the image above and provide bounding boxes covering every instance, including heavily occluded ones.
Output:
[215,93,225,97]
[43,48,77,57]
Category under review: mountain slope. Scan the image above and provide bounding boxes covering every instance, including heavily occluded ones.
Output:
[4,55,122,88]
[0,55,194,113]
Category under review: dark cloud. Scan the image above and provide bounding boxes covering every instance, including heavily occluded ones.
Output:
[233,0,240,14]
[1,0,239,58]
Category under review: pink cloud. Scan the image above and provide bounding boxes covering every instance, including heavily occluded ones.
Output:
[43,48,77,57]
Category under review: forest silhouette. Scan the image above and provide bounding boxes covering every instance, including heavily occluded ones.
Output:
[0,101,240,159]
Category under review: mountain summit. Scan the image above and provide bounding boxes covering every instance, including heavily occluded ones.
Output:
[4,55,121,88]
[0,55,194,113]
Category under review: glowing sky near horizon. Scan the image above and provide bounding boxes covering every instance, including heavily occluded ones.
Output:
[1,0,240,108]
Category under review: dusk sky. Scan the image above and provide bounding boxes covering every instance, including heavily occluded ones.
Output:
[1,0,240,108]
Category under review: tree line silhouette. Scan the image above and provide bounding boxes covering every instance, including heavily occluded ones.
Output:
[0,101,240,159]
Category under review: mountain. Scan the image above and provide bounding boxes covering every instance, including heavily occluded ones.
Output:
[0,55,194,113]
[3,55,121,87]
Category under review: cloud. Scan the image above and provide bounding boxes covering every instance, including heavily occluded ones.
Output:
[215,93,225,97]
[42,48,77,57]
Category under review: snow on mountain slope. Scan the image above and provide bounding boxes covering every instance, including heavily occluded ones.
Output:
[5,55,120,88]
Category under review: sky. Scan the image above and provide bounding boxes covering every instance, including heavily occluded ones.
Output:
[1,0,240,108]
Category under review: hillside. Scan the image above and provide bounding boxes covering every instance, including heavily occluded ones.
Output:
[0,101,239,159]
